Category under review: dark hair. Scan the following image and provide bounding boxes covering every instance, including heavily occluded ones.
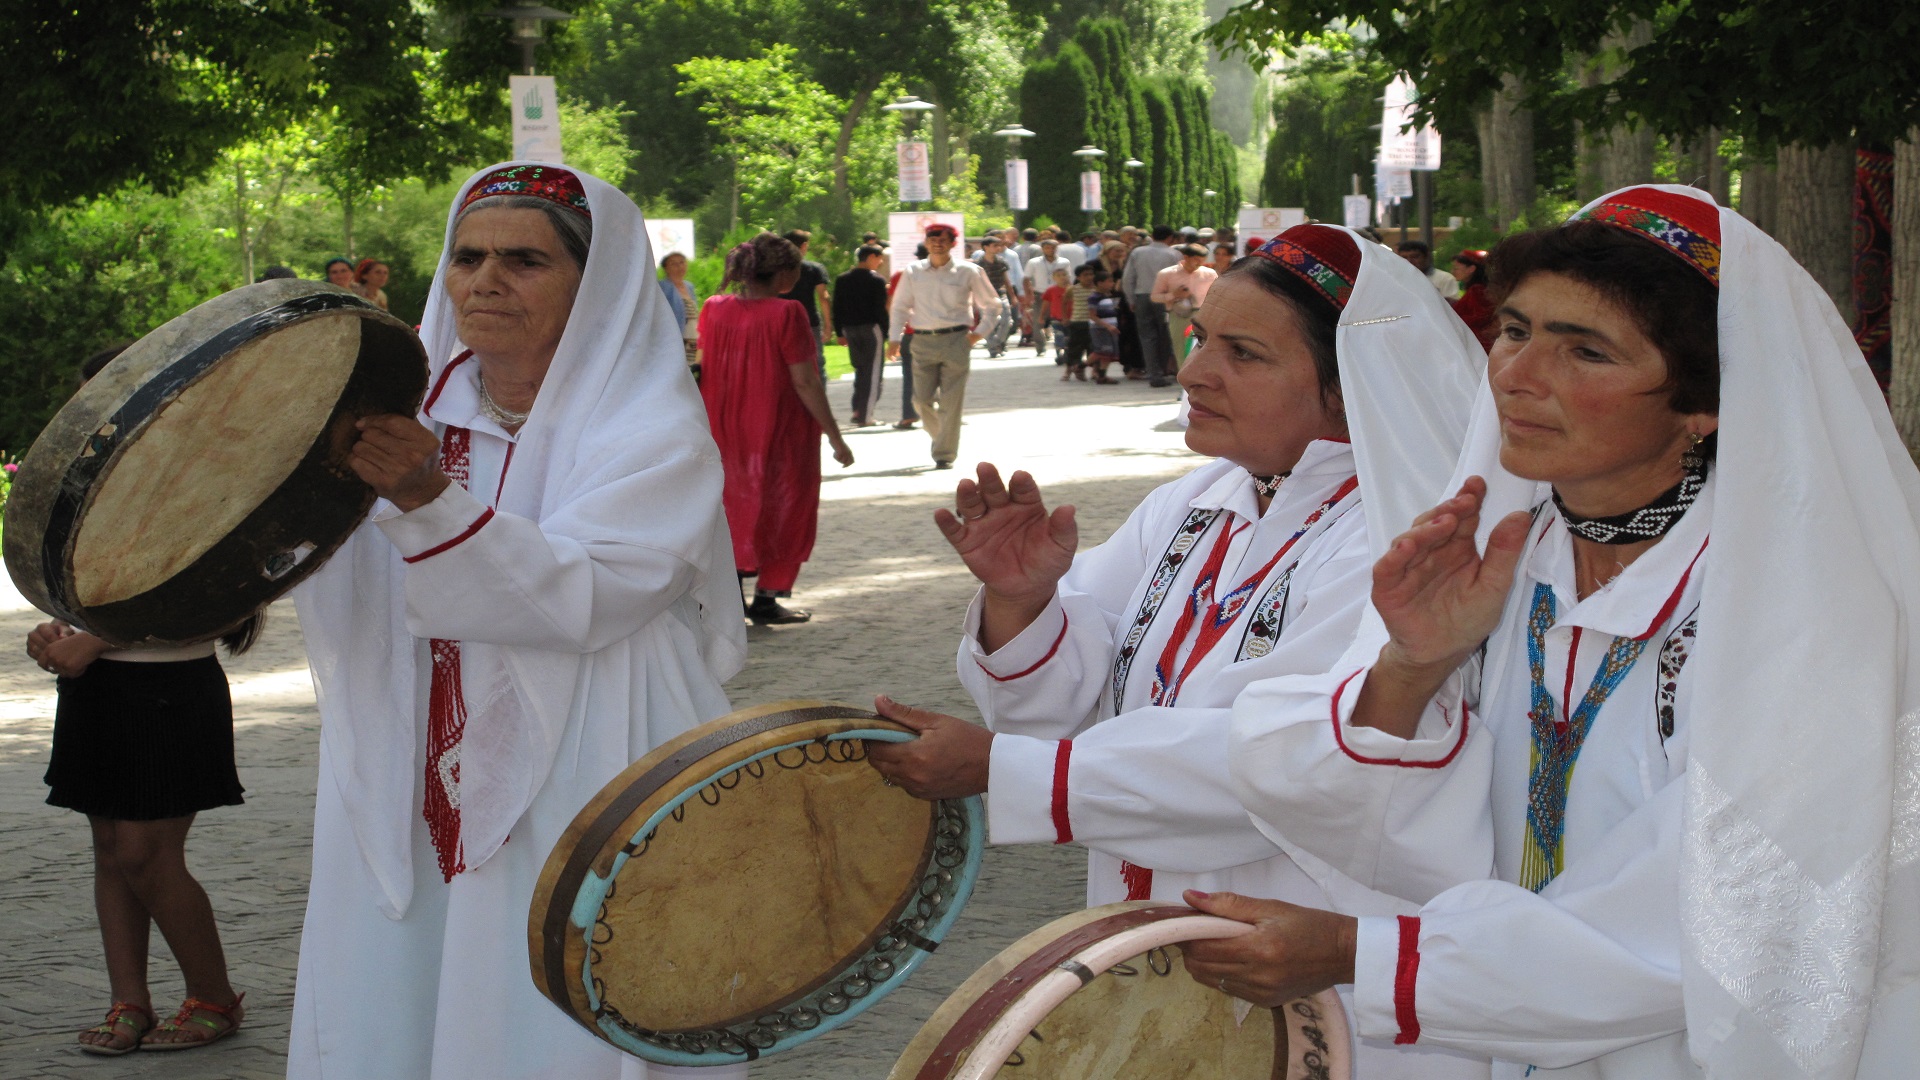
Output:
[458,195,593,269]
[1022,228,1038,241]
[219,611,265,656]
[324,257,353,274]
[1074,263,1097,279]
[856,244,884,262]
[782,229,811,248]
[914,243,928,259]
[725,232,802,287]
[1394,240,1431,256]
[1452,254,1489,289]
[256,265,296,282]
[1150,224,1174,241]
[1177,243,1207,258]
[1220,255,1343,414]
[81,342,132,382]
[1212,244,1233,257]
[1489,221,1720,415]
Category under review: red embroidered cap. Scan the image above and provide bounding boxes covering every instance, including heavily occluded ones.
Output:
[924,222,959,239]
[460,164,591,219]
[1253,224,1364,310]
[1571,186,1721,287]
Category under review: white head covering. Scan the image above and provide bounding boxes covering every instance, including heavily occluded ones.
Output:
[297,161,746,918]
[1446,185,1920,1077]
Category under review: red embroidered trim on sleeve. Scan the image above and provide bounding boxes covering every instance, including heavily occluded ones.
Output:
[976,612,1070,682]
[1329,669,1470,769]
[1393,915,1422,1044]
[404,508,495,564]
[1050,740,1074,844]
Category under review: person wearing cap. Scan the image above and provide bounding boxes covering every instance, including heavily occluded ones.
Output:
[1023,238,1073,358]
[864,224,1490,1079]
[1448,249,1495,352]
[1150,243,1218,365]
[1186,187,1920,1079]
[886,222,1002,469]
[1122,224,1185,387]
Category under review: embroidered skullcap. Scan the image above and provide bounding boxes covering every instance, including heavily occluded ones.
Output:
[1569,185,1720,286]
[1454,249,1488,267]
[459,164,591,219]
[924,222,958,239]
[1252,224,1363,310]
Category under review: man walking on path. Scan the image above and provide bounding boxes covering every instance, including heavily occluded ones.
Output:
[779,228,835,370]
[1122,224,1183,387]
[887,223,1001,469]
[835,244,891,426]
[972,236,1019,358]
[1023,238,1072,357]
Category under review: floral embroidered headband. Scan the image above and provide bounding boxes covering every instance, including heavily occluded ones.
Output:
[1252,225,1362,310]
[460,165,591,219]
[1571,186,1720,287]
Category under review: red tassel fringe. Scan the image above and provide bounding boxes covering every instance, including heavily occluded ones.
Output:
[1121,860,1154,901]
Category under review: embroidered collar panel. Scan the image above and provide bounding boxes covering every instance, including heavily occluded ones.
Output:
[1526,471,1713,640]
[422,351,522,443]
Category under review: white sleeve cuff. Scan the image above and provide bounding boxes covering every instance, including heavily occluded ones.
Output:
[985,733,1067,846]
[374,482,494,562]
[1352,914,1410,1043]
[1329,668,1473,767]
[963,591,1069,682]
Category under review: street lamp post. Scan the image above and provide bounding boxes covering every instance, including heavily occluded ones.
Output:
[1072,145,1106,230]
[1202,188,1218,229]
[1123,158,1144,223]
[884,98,938,205]
[482,2,574,75]
[993,126,1035,222]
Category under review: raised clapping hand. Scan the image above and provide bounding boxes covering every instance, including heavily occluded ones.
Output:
[1372,476,1532,670]
[935,464,1077,650]
[348,414,451,513]
[1178,890,1357,1008]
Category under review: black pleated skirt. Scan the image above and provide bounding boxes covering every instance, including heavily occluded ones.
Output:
[44,656,245,821]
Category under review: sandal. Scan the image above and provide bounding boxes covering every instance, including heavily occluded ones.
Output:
[142,993,244,1051]
[79,1001,154,1056]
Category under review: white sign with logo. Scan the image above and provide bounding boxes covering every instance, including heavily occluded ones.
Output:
[510,75,564,162]
[646,219,695,266]
[1079,170,1102,213]
[1005,159,1030,211]
[886,211,965,278]
[1235,207,1307,255]
[898,141,932,203]
[1343,195,1373,231]
[1376,162,1414,205]
[1379,74,1442,171]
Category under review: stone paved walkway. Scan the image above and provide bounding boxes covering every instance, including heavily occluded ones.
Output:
[0,345,1196,1079]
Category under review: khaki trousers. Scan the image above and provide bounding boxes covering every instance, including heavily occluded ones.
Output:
[911,331,973,465]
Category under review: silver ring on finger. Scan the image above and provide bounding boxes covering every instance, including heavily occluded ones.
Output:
[1218,977,1228,993]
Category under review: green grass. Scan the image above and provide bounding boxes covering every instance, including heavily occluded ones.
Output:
[824,344,853,380]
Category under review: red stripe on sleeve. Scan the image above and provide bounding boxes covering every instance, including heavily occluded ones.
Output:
[1329,669,1471,769]
[1050,740,1074,844]
[975,612,1069,682]
[1393,915,1422,1044]
[403,508,495,564]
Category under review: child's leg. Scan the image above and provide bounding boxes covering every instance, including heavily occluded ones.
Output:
[81,816,155,1051]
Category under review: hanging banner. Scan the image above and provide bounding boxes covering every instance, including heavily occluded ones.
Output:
[1079,170,1102,212]
[886,211,966,278]
[898,141,932,203]
[1343,195,1373,231]
[1234,207,1307,255]
[1006,158,1030,211]
[1379,74,1442,171]
[646,219,695,265]
[510,75,564,162]
[1375,162,1415,204]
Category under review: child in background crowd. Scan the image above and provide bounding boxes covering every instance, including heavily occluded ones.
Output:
[1043,268,1071,365]
[1061,263,1098,381]
[1086,269,1122,384]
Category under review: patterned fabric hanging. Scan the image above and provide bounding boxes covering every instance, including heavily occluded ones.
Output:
[423,427,473,882]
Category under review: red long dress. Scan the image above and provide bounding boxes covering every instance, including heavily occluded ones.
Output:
[698,294,822,593]
[1450,282,1498,352]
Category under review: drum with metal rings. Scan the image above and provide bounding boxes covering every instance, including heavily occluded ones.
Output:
[890,901,1353,1080]
[529,699,986,1066]
[2,279,427,646]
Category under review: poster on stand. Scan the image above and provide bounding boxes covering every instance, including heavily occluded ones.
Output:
[1079,170,1102,213]
[646,219,695,265]
[1235,207,1307,255]
[1006,159,1030,211]
[898,142,932,202]
[510,75,564,162]
[1379,74,1442,171]
[1343,195,1372,231]
[886,211,965,278]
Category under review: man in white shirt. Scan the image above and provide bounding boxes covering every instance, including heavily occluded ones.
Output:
[1395,239,1461,299]
[1022,238,1073,357]
[1121,224,1184,386]
[1149,243,1217,367]
[887,222,1003,469]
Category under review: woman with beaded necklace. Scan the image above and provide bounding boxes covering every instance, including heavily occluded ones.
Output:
[1185,186,1920,1079]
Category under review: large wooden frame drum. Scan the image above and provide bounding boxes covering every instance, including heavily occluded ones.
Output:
[530,700,985,1066]
[891,901,1352,1080]
[1,280,426,646]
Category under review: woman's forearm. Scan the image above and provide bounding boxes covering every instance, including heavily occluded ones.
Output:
[1348,644,1466,740]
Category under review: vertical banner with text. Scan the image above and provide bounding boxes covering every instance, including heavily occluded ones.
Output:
[1379,74,1442,172]
[510,75,564,162]
[1005,159,1030,211]
[898,142,932,203]
[1079,170,1102,213]
[1343,195,1373,230]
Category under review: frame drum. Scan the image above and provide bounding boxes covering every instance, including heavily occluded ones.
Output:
[2,280,426,646]
[891,901,1352,1080]
[530,700,985,1066]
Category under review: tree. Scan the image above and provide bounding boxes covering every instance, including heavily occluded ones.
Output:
[676,48,843,230]
[1261,58,1380,221]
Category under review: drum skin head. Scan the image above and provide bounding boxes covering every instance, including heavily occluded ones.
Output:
[891,901,1352,1080]
[530,700,985,1067]
[1,280,426,646]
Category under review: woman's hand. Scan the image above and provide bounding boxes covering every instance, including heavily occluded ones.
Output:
[26,619,72,665]
[864,695,992,800]
[829,432,854,468]
[28,622,111,678]
[1372,477,1531,669]
[1179,890,1357,1008]
[936,465,1078,652]
[349,415,450,513]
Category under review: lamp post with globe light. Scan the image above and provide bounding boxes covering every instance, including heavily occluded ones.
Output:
[884,97,938,206]
[1073,145,1106,231]
[482,2,574,75]
[993,126,1035,225]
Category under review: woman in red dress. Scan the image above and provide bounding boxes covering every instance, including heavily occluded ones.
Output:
[1448,247,1497,351]
[698,232,854,625]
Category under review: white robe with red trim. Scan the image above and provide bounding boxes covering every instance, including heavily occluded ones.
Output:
[1230,480,1715,1078]
[958,442,1489,1079]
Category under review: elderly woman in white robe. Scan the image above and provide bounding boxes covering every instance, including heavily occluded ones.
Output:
[866,225,1491,1078]
[288,163,747,1080]
[1185,186,1920,1080]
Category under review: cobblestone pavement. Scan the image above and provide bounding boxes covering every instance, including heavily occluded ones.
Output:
[0,345,1196,1079]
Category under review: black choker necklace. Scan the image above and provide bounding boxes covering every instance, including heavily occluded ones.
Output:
[1250,472,1288,498]
[1553,445,1709,545]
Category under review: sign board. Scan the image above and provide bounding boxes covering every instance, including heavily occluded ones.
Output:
[646,219,695,266]
[1005,159,1030,211]
[898,141,932,203]
[1379,74,1441,171]
[1079,170,1102,213]
[1235,207,1307,255]
[510,76,564,162]
[886,211,965,278]
[1376,163,1414,204]
[1343,195,1373,231]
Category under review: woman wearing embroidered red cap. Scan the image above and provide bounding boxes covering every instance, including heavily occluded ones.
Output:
[1448,249,1495,351]
[866,225,1491,1078]
[1190,186,1920,1079]
[288,162,747,1080]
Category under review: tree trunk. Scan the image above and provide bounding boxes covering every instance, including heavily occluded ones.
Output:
[1477,74,1535,230]
[1741,157,1778,234]
[342,189,356,263]
[1674,129,1730,205]
[1573,22,1655,201]
[1775,140,1857,324]
[1892,133,1920,450]
[830,79,881,241]
[930,102,951,190]
[234,159,253,284]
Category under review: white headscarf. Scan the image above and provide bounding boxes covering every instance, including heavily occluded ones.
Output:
[297,161,746,918]
[1448,185,1920,1077]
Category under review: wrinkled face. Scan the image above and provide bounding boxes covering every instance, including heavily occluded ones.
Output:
[326,262,356,287]
[443,207,584,366]
[1488,272,1715,503]
[1179,274,1345,475]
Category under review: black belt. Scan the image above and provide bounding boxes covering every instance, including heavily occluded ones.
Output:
[915,324,970,336]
